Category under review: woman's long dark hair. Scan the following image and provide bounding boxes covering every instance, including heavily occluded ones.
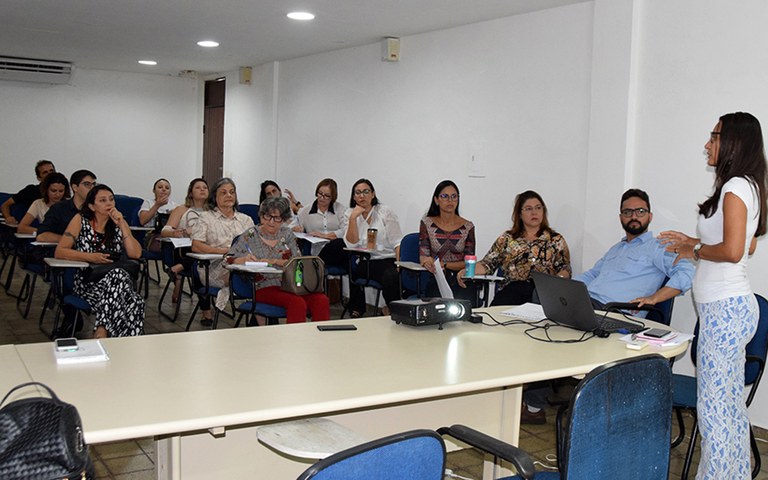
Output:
[699,112,768,237]
[349,179,380,208]
[184,178,208,208]
[40,172,71,203]
[81,184,119,250]
[426,180,460,217]
[509,190,555,238]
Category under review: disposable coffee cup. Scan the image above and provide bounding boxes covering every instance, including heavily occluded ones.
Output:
[464,255,477,278]
[366,228,378,250]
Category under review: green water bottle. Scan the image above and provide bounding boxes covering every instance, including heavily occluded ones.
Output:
[295,261,303,287]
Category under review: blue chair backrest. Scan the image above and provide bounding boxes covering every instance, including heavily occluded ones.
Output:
[297,429,446,480]
[239,204,260,225]
[562,354,672,479]
[746,293,768,386]
[231,271,252,300]
[114,194,144,226]
[399,232,430,297]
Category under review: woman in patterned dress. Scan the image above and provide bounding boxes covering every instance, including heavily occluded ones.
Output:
[418,180,478,303]
[55,185,144,338]
[458,190,571,306]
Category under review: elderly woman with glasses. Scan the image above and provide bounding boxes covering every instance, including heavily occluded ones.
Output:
[458,190,571,306]
[344,178,403,317]
[291,178,348,266]
[228,196,330,324]
[190,177,254,325]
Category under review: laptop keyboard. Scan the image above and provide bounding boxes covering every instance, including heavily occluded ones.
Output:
[596,315,644,334]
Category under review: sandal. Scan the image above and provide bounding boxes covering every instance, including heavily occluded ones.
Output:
[350,311,363,319]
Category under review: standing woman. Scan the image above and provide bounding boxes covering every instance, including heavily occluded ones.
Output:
[660,112,767,479]
[344,179,403,317]
[55,185,144,338]
[458,190,571,306]
[419,180,477,302]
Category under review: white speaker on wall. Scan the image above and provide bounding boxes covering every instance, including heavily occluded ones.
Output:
[381,37,400,62]
[239,66,252,85]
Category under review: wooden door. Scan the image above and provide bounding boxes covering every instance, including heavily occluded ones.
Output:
[202,79,225,182]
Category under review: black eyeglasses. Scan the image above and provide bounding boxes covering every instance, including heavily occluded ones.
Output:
[438,193,459,200]
[316,192,332,199]
[354,189,372,196]
[261,214,284,223]
[620,208,649,218]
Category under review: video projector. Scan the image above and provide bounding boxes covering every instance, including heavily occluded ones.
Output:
[390,297,472,329]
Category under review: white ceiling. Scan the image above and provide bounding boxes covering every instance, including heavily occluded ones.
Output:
[0,0,588,77]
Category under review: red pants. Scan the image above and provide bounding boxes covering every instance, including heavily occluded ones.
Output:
[254,286,330,324]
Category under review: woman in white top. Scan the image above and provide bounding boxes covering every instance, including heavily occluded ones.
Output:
[190,178,254,326]
[660,112,767,480]
[292,178,347,265]
[17,172,70,234]
[161,178,209,303]
[138,178,179,227]
[344,178,403,317]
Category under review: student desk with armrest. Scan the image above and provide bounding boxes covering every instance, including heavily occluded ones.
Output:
[11,307,687,480]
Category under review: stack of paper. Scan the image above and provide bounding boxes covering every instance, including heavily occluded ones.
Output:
[54,340,110,365]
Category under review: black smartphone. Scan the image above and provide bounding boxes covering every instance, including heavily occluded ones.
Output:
[642,328,673,338]
[317,324,358,331]
[55,337,79,352]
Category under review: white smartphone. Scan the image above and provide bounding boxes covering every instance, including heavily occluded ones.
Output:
[55,337,79,352]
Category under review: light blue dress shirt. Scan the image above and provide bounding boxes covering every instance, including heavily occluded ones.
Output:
[574,231,694,305]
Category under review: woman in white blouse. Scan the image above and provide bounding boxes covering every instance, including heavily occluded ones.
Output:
[292,178,347,266]
[344,178,403,317]
[138,178,178,227]
[17,172,70,234]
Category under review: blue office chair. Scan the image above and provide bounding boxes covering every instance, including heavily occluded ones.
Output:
[297,429,446,480]
[230,271,286,327]
[113,194,144,226]
[43,266,92,339]
[671,293,768,479]
[185,257,222,331]
[157,240,193,322]
[440,354,673,480]
[342,250,384,318]
[15,241,55,319]
[397,232,430,299]
[239,203,260,225]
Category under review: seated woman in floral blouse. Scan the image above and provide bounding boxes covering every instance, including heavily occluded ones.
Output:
[418,180,477,303]
[228,196,330,324]
[458,190,571,306]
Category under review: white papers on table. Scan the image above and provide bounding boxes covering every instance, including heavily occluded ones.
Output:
[500,303,546,321]
[245,261,269,267]
[170,237,192,248]
[433,258,453,299]
[54,340,109,365]
[294,232,329,244]
[618,332,694,348]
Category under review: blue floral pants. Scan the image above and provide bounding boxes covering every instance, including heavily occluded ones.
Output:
[695,294,758,480]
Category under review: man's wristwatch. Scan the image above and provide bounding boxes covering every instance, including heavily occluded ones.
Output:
[693,243,703,261]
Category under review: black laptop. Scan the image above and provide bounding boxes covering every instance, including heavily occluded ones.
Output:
[531,272,644,335]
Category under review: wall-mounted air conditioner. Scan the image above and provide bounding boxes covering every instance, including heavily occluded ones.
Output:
[0,56,73,84]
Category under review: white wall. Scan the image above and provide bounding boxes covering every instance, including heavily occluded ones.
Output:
[272,3,595,261]
[0,68,201,203]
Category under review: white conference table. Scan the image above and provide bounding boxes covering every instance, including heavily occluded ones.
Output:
[10,307,687,479]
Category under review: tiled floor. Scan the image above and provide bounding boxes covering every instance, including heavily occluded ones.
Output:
[1,260,767,479]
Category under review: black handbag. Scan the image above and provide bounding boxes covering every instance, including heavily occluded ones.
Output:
[82,255,140,287]
[281,256,325,295]
[0,382,95,480]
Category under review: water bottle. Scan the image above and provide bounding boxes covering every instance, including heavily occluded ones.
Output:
[464,255,477,278]
[295,260,304,287]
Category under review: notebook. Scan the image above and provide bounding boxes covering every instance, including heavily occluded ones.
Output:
[531,272,644,335]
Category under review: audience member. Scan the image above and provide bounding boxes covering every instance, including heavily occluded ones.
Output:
[659,112,766,479]
[17,172,70,234]
[37,170,97,243]
[291,178,347,266]
[161,178,209,303]
[229,196,330,324]
[54,185,144,338]
[260,180,301,215]
[344,178,403,317]
[1,160,56,224]
[190,178,254,325]
[419,180,477,303]
[139,178,178,227]
[575,188,694,311]
[458,190,571,306]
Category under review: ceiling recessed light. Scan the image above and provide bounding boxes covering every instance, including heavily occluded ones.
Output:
[138,60,157,66]
[197,40,220,48]
[287,12,315,20]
